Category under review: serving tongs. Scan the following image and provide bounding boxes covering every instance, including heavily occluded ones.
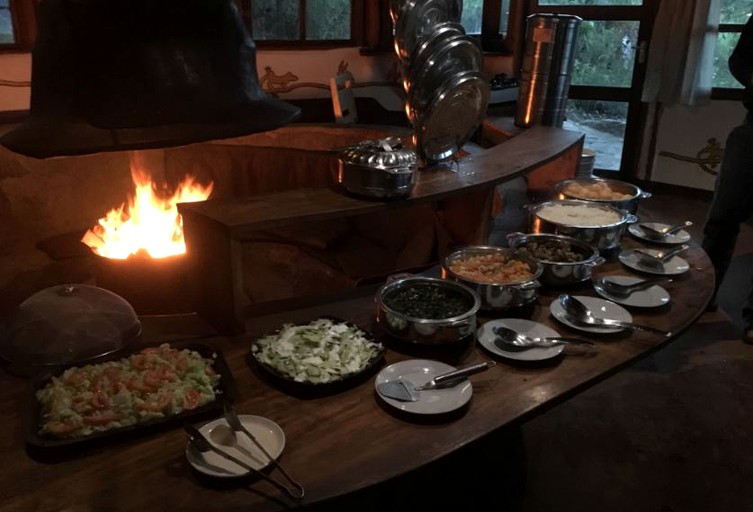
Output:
[184,415,305,500]
[224,403,305,499]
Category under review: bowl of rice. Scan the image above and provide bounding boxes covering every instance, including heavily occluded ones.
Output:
[441,246,543,311]
[527,199,638,251]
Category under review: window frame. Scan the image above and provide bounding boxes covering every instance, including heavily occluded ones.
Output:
[464,0,525,55]
[710,22,747,101]
[235,0,365,50]
[0,0,36,53]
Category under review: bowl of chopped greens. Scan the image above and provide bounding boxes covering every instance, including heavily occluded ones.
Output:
[250,317,385,393]
[376,276,481,344]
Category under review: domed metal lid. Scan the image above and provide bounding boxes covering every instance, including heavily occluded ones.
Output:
[339,137,418,171]
[1,284,142,371]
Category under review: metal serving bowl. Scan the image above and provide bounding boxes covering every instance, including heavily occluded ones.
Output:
[527,199,638,252]
[441,246,543,311]
[336,138,417,199]
[375,276,481,345]
[554,177,651,214]
[506,232,605,286]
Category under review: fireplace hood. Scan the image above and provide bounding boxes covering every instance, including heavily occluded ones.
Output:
[0,0,301,159]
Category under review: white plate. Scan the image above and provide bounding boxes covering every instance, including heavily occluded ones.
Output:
[628,222,691,245]
[618,248,690,276]
[593,275,670,308]
[476,318,565,361]
[185,415,286,478]
[549,295,633,334]
[375,359,472,415]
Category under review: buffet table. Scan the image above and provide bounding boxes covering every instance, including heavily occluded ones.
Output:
[0,201,714,511]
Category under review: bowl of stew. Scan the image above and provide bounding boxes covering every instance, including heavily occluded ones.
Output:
[375,276,481,344]
[506,232,605,286]
[440,246,543,311]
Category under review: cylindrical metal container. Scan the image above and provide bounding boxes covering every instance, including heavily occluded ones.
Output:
[336,137,418,199]
[554,177,651,214]
[375,276,481,345]
[527,199,638,252]
[441,246,543,311]
[515,13,582,128]
[506,232,605,287]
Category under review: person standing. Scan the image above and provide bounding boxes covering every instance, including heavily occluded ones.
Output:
[702,13,753,343]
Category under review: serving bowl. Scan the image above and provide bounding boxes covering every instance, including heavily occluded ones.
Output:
[440,246,543,311]
[527,199,638,252]
[506,232,605,286]
[336,138,417,199]
[375,276,481,344]
[554,177,651,214]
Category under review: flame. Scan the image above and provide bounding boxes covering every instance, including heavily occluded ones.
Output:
[82,156,213,259]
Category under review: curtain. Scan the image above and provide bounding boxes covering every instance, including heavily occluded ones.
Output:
[642,0,720,107]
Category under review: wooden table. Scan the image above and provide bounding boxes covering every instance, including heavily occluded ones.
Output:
[0,209,714,512]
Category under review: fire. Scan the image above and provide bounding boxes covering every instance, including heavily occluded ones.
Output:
[82,157,213,259]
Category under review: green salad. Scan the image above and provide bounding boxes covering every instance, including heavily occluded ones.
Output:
[251,318,384,384]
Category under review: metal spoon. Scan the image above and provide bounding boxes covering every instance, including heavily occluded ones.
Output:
[597,276,672,297]
[558,293,672,337]
[633,244,689,266]
[492,325,594,348]
[639,220,692,238]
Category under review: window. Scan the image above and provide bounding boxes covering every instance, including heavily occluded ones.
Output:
[460,0,520,54]
[1,0,16,46]
[0,0,35,51]
[712,0,753,93]
[237,0,357,46]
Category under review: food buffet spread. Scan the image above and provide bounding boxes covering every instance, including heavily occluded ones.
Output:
[0,164,716,511]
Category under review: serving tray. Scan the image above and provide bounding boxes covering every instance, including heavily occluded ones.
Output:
[25,340,234,454]
[249,317,385,397]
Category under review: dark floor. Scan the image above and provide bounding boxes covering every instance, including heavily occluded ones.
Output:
[308,189,753,512]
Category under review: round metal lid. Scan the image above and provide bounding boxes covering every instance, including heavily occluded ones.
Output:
[407,34,484,123]
[393,0,463,61]
[415,71,490,162]
[1,284,142,370]
[339,138,418,170]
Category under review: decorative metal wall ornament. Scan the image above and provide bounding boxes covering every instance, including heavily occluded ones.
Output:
[658,138,724,176]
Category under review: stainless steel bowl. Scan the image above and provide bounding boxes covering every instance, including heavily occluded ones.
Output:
[506,232,605,286]
[376,276,481,344]
[554,177,651,214]
[527,199,638,252]
[441,246,543,311]
[336,138,417,199]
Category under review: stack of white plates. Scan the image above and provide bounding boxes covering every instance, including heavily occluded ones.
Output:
[392,0,490,162]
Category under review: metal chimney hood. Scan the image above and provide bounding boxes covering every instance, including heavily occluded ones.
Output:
[0,0,301,159]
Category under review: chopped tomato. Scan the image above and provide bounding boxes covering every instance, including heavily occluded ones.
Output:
[47,420,79,436]
[183,389,201,410]
[82,410,120,426]
[126,378,157,394]
[91,390,110,409]
[137,392,171,412]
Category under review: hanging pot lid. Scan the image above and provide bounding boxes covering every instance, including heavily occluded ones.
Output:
[1,284,142,373]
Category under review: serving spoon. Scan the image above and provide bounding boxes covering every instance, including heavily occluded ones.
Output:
[639,220,693,238]
[633,244,689,266]
[492,325,594,349]
[558,293,672,337]
[597,276,672,297]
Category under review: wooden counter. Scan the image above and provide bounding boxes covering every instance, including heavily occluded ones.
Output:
[178,125,584,334]
[0,212,714,511]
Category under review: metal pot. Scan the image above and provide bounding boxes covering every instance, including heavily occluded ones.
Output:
[440,246,543,311]
[375,276,480,344]
[506,232,605,286]
[554,177,651,214]
[527,199,638,252]
[336,137,418,199]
